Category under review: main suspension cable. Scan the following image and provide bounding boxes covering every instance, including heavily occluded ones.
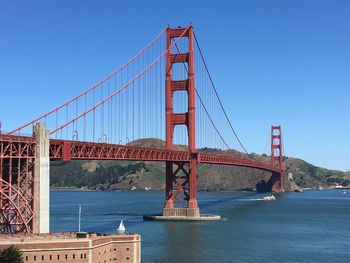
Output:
[193,32,249,155]
[172,40,242,157]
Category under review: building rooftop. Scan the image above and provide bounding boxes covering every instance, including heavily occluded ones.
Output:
[0,232,140,245]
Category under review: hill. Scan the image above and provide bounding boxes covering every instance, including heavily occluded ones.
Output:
[50,139,349,191]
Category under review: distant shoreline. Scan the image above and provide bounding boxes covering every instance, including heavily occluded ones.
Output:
[50,187,91,191]
[50,187,256,193]
[50,186,342,193]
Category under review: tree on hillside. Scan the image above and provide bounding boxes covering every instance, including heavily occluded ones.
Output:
[0,246,24,263]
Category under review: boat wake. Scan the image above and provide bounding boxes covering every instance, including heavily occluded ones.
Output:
[237,198,265,201]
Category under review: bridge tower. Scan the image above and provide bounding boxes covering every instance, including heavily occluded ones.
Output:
[163,25,200,217]
[271,125,285,192]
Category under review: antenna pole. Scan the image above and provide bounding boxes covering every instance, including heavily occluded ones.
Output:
[78,204,81,232]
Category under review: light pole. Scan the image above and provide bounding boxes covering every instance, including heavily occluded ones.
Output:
[72,130,78,141]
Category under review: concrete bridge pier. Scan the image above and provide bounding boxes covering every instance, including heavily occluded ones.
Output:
[33,123,50,233]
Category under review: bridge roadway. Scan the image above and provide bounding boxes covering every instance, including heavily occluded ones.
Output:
[51,140,280,173]
[0,135,279,174]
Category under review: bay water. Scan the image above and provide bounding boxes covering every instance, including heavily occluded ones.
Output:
[51,190,350,262]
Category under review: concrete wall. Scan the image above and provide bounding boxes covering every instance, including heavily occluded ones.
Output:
[0,234,141,263]
[34,123,50,233]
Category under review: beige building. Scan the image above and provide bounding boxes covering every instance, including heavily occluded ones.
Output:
[0,232,140,263]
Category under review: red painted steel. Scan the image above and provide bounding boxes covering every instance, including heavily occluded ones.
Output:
[49,140,191,162]
[164,25,199,210]
[271,125,285,191]
[48,139,280,173]
[199,153,280,173]
[0,135,36,234]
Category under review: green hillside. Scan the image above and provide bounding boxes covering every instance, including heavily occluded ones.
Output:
[50,139,349,191]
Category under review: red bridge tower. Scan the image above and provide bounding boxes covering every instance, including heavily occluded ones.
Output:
[163,25,200,217]
[271,125,285,192]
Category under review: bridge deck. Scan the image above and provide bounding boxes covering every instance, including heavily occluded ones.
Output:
[49,139,280,173]
[0,135,280,174]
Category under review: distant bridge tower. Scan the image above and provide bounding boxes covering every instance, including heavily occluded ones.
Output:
[163,25,200,217]
[271,125,285,192]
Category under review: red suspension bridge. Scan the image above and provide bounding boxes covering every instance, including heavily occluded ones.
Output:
[0,25,286,234]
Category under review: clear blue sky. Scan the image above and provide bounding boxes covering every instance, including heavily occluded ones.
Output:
[0,0,349,171]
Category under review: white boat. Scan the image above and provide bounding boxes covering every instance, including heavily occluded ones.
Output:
[263,195,276,201]
[117,220,126,233]
[343,189,346,194]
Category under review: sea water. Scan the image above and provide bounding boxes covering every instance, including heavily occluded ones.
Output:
[50,189,350,263]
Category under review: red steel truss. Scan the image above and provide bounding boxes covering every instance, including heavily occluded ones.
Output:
[49,139,280,173]
[0,135,36,234]
[49,140,191,162]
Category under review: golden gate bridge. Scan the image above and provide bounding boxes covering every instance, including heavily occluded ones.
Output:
[0,25,286,234]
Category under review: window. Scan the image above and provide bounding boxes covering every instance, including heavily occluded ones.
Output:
[42,255,44,261]
[113,248,116,251]
[84,254,87,259]
[126,248,130,251]
[126,257,129,260]
[50,255,52,260]
[34,255,36,261]
[57,255,60,260]
[65,254,68,260]
[81,253,83,259]
[73,254,75,259]
[25,256,28,261]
